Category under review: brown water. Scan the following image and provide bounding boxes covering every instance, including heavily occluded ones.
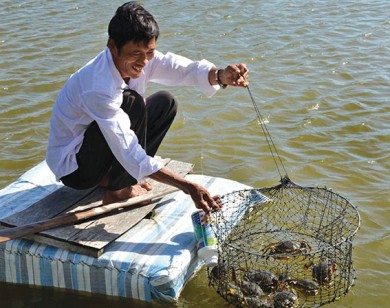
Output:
[0,0,389,307]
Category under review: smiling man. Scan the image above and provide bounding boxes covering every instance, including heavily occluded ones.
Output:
[46,2,249,212]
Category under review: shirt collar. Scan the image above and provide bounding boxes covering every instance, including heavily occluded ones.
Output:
[105,47,128,91]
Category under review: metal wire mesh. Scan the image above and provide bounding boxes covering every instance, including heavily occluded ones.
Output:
[208,177,360,308]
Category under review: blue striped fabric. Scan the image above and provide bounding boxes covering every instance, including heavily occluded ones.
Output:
[0,161,251,303]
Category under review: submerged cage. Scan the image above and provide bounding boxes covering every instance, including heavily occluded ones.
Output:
[208,178,360,308]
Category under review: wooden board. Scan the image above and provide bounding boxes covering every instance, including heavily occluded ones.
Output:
[0,159,193,257]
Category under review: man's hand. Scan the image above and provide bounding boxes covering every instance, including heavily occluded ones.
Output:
[148,167,222,212]
[219,63,249,87]
[186,182,222,213]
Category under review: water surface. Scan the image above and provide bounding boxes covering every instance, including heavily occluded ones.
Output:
[0,0,389,307]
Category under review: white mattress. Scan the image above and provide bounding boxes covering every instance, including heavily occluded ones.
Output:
[0,161,251,303]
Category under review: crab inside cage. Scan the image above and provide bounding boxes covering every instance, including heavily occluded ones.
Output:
[208,178,361,308]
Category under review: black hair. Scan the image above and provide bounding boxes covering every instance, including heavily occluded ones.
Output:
[108,2,159,51]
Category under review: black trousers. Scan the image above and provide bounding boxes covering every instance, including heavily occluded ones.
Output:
[61,90,177,191]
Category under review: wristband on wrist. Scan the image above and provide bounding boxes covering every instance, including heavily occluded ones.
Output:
[216,69,228,89]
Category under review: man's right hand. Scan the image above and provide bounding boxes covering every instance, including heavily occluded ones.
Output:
[148,167,222,212]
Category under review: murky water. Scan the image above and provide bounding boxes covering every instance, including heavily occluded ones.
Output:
[0,0,389,307]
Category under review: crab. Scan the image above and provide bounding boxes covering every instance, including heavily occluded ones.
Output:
[209,260,230,281]
[263,240,311,259]
[312,260,337,285]
[272,291,299,308]
[243,295,272,308]
[226,281,269,308]
[240,279,266,297]
[227,282,245,298]
[221,266,270,307]
[287,279,319,296]
[226,282,246,305]
[244,269,279,293]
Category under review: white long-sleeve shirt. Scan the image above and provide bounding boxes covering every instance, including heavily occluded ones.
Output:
[46,47,218,183]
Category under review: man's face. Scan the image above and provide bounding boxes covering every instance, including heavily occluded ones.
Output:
[108,37,156,82]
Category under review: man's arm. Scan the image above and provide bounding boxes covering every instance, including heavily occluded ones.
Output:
[148,167,221,213]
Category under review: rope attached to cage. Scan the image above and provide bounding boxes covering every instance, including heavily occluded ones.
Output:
[246,86,288,181]
[205,86,360,308]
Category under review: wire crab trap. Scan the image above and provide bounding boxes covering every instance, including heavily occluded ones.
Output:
[207,87,361,307]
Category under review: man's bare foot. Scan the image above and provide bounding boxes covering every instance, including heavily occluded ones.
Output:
[102,182,153,205]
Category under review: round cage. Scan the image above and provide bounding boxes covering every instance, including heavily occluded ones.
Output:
[208,178,361,308]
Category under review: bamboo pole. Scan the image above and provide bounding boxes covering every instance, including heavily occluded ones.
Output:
[0,187,179,243]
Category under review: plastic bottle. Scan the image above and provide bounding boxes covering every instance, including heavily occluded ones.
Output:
[191,210,218,267]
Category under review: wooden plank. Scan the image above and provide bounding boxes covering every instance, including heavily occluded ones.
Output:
[42,160,193,251]
[0,186,96,227]
[67,160,194,249]
[3,159,194,257]
[41,194,174,256]
[0,189,178,243]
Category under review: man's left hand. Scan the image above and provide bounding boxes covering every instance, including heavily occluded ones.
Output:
[219,63,249,87]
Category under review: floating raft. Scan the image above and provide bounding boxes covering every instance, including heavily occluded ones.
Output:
[0,159,250,303]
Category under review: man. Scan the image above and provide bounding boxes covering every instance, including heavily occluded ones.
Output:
[46,2,249,213]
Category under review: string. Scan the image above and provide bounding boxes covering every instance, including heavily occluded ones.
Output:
[246,86,288,180]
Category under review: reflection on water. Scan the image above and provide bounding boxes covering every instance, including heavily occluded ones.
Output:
[0,0,389,307]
